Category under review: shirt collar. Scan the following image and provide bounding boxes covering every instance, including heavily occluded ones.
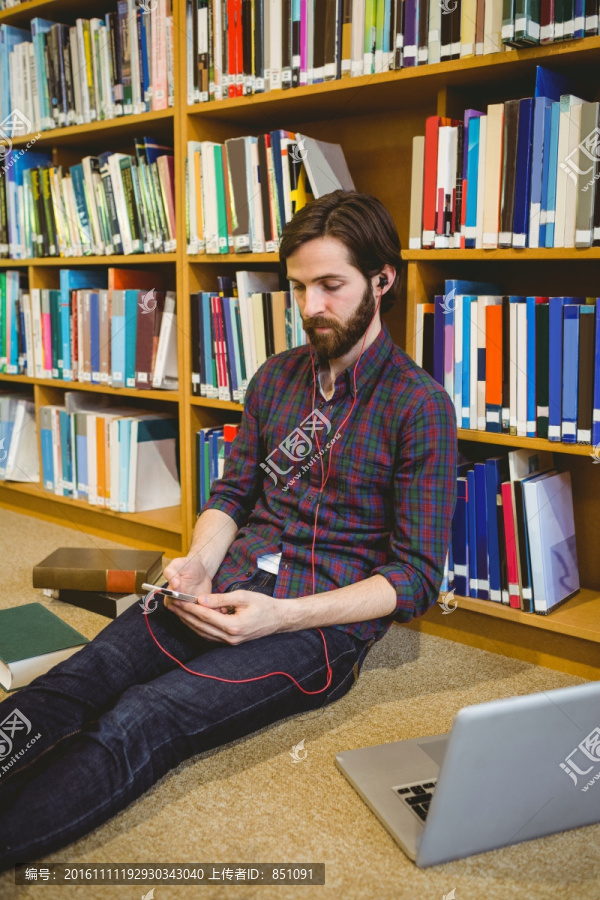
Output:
[312,320,394,400]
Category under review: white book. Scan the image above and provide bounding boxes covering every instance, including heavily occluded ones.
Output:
[352,0,365,75]
[554,95,583,248]
[5,400,38,482]
[235,270,279,383]
[475,115,487,249]
[484,0,504,54]
[250,139,265,252]
[152,292,178,389]
[516,302,527,436]
[523,470,579,614]
[270,0,283,90]
[200,141,219,253]
[453,294,463,422]
[509,301,518,432]
[129,417,181,512]
[469,299,478,429]
[564,101,583,248]
[107,153,135,254]
[21,292,34,377]
[428,0,441,63]
[76,19,91,123]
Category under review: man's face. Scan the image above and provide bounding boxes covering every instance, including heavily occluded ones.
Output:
[286,236,379,364]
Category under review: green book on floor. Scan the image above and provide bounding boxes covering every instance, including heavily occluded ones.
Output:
[0,603,89,692]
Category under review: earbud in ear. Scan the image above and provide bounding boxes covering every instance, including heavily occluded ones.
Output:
[378,275,388,289]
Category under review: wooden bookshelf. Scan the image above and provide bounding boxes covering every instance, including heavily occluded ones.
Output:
[0,1,599,677]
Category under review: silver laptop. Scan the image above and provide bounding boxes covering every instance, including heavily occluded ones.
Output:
[335,680,600,867]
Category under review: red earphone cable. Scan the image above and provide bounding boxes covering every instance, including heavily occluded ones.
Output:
[144,283,384,694]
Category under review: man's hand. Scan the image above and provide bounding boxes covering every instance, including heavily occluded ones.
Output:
[166,589,289,645]
[163,555,234,616]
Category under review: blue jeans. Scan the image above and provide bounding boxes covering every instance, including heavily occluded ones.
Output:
[0,567,374,870]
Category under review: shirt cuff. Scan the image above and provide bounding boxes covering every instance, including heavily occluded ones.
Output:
[202,496,249,529]
[370,565,434,624]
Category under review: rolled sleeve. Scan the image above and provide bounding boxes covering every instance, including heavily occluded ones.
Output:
[201,372,264,529]
[371,387,458,624]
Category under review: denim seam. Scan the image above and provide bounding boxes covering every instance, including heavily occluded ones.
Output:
[0,726,85,788]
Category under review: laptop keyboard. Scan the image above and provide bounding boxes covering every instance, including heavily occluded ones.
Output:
[393,779,437,822]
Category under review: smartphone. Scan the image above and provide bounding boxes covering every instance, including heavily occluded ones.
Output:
[141,583,198,603]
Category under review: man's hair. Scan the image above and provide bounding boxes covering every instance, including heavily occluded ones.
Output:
[278,189,403,315]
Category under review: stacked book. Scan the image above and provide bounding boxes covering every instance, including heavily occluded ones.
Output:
[0,5,174,137]
[416,280,600,445]
[187,131,354,254]
[191,270,307,404]
[34,547,164,620]
[0,268,178,390]
[0,392,38,482]
[441,448,580,615]
[196,422,240,514]
[0,137,175,260]
[39,393,181,512]
[187,0,598,104]
[409,66,600,250]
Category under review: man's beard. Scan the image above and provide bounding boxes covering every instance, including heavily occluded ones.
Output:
[303,279,377,365]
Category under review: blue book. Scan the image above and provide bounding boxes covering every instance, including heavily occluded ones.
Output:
[548,297,585,440]
[594,300,600,446]
[512,98,534,248]
[543,101,561,247]
[118,417,132,512]
[0,25,30,124]
[529,97,552,248]
[111,290,126,388]
[140,10,151,109]
[222,295,240,403]
[526,296,538,437]
[202,292,217,397]
[69,164,92,255]
[124,289,139,388]
[562,305,580,443]
[467,468,478,598]
[474,462,489,600]
[534,64,581,101]
[433,295,445,387]
[30,19,55,130]
[574,0,585,36]
[269,131,287,235]
[485,456,508,603]
[74,413,88,497]
[464,116,481,249]
[59,409,73,497]
[452,476,469,597]
[40,409,54,490]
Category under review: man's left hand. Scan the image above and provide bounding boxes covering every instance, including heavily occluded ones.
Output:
[164,590,289,644]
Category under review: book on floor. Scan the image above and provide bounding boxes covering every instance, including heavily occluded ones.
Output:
[43,588,142,619]
[0,602,89,691]
[32,547,163,593]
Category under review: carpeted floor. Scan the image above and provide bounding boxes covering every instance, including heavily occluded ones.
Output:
[0,507,599,900]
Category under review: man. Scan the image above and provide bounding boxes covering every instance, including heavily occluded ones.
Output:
[0,190,457,870]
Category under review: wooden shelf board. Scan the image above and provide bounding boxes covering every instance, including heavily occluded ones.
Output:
[403,248,600,260]
[186,36,600,123]
[0,479,182,533]
[188,252,279,264]
[190,395,244,410]
[0,373,180,401]
[0,109,174,150]
[0,254,178,267]
[446,587,600,643]
[456,429,598,456]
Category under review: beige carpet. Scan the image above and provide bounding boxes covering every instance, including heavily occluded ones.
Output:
[1,507,599,900]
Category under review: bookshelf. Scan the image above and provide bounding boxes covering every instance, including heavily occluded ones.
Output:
[0,1,599,679]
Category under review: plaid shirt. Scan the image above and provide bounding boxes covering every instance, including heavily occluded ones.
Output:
[203,319,458,644]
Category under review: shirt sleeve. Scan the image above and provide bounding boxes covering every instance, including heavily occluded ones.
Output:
[201,371,264,529]
[370,386,458,624]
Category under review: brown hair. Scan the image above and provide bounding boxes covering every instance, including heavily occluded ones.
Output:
[278,189,403,315]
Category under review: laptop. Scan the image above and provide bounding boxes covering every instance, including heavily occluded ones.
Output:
[335,680,600,867]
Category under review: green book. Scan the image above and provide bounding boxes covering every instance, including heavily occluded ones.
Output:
[0,602,89,692]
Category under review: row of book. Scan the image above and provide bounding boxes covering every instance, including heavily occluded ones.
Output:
[1,137,176,260]
[37,393,181,511]
[196,422,240,513]
[416,279,600,446]
[187,0,596,105]
[409,66,600,250]
[441,448,579,615]
[186,131,353,254]
[0,5,174,137]
[0,269,178,390]
[191,271,307,402]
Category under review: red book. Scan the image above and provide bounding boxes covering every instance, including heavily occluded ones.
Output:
[422,116,453,248]
[228,0,237,98]
[235,0,244,96]
[501,481,521,609]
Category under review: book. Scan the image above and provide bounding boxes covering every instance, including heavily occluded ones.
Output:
[43,587,142,618]
[32,547,163,592]
[0,602,89,691]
